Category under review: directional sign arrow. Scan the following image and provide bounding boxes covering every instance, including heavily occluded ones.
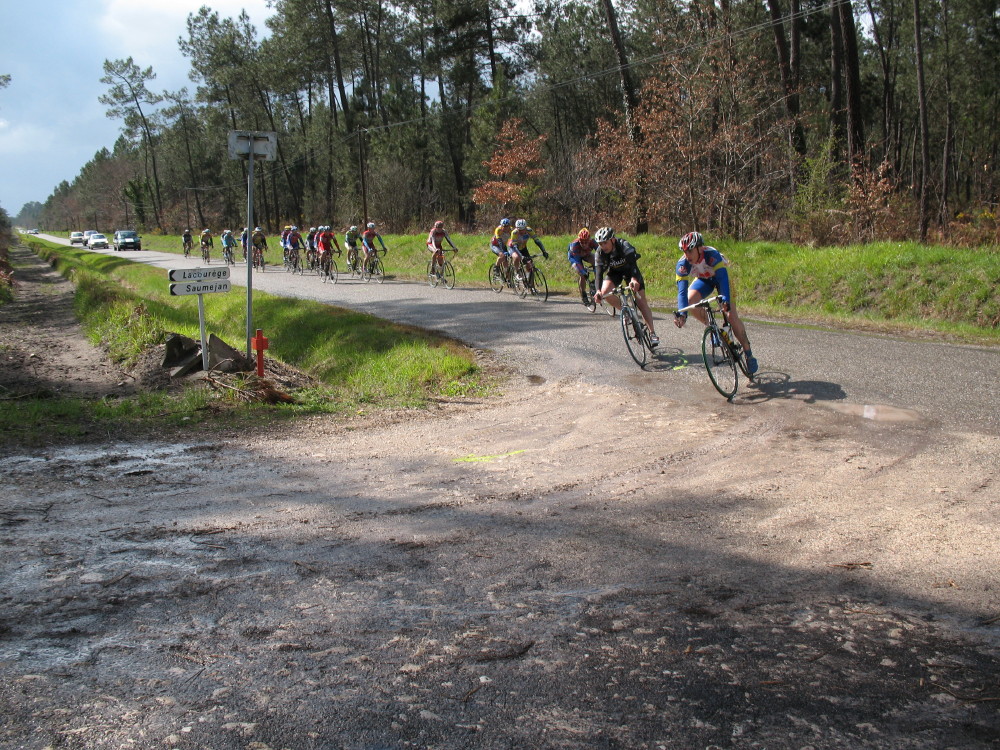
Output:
[168,267,231,282]
[169,281,232,296]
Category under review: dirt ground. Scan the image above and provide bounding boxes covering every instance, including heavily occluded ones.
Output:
[1,245,998,749]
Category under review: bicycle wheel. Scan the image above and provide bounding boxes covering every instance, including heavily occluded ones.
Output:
[525,267,548,301]
[324,258,338,284]
[702,326,739,399]
[294,255,304,275]
[727,330,754,382]
[442,261,455,290]
[372,258,385,284]
[427,260,440,288]
[620,306,648,367]
[488,264,504,293]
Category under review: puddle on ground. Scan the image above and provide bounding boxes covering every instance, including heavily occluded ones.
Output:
[823,402,922,422]
[0,442,219,478]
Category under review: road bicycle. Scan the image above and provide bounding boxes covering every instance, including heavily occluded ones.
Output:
[306,247,320,274]
[200,242,212,264]
[677,295,755,400]
[183,238,193,258]
[427,247,456,289]
[487,255,524,295]
[583,267,615,316]
[285,247,304,275]
[252,245,267,272]
[222,245,236,266]
[361,247,385,284]
[345,245,363,276]
[617,283,656,367]
[516,253,548,302]
[319,250,339,284]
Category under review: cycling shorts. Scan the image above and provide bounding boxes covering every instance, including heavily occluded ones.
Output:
[690,276,727,302]
[491,240,508,256]
[607,266,645,291]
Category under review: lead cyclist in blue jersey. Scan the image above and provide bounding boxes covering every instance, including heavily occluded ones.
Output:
[673,231,758,375]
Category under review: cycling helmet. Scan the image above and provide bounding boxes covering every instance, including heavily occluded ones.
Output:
[577,228,590,241]
[223,229,231,235]
[291,226,298,231]
[284,225,291,230]
[202,229,210,234]
[594,226,615,243]
[500,218,511,227]
[309,227,316,232]
[349,225,358,233]
[366,222,375,230]
[515,219,527,230]
[434,220,444,229]
[254,227,261,232]
[679,231,704,252]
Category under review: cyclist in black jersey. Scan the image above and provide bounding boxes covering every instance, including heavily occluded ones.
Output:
[592,227,659,348]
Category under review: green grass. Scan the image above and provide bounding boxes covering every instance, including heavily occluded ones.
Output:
[4,238,487,446]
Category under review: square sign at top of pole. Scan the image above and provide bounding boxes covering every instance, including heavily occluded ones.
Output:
[228,131,277,161]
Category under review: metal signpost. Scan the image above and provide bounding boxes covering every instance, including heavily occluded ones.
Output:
[168,266,232,371]
[228,130,277,358]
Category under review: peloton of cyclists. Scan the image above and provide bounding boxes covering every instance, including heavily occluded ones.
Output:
[673,231,758,374]
[507,218,548,277]
[567,227,598,306]
[427,220,458,273]
[592,226,659,348]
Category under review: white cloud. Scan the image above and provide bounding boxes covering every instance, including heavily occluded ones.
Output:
[96,0,273,92]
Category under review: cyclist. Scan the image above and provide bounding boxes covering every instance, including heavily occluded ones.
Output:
[306,227,319,270]
[507,218,547,277]
[221,229,238,264]
[182,229,193,257]
[240,227,249,260]
[280,225,292,263]
[567,227,598,305]
[344,225,362,271]
[286,225,305,269]
[316,225,341,272]
[673,231,757,374]
[200,229,214,259]
[490,217,513,275]
[361,222,387,270]
[592,227,659,348]
[251,227,267,267]
[427,220,458,274]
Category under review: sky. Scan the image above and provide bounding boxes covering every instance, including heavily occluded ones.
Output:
[0,0,274,218]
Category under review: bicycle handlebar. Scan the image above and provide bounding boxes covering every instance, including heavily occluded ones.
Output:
[677,295,722,314]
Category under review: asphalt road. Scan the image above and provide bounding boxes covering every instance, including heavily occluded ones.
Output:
[41,235,1000,434]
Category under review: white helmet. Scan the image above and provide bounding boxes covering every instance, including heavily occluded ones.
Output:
[310,227,316,232]
[515,219,527,230]
[594,227,615,243]
[366,222,376,230]
[349,226,358,233]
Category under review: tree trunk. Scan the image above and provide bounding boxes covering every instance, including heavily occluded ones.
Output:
[913,0,931,242]
[600,0,648,234]
[765,0,806,156]
[838,0,865,167]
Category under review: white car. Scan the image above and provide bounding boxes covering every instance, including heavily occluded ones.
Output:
[83,230,98,246]
[70,232,85,244]
[89,233,110,249]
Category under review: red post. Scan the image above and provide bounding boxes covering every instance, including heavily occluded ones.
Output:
[251,329,269,376]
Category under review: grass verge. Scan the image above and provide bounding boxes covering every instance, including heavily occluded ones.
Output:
[3,239,487,446]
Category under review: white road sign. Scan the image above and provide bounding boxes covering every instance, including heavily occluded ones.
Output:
[168,267,231,282]
[169,281,232,296]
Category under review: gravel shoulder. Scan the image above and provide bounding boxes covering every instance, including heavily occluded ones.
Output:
[1,244,998,749]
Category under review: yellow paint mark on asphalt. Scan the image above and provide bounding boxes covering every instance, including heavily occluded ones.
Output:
[454,449,526,463]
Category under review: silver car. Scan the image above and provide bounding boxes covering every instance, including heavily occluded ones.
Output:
[89,233,110,249]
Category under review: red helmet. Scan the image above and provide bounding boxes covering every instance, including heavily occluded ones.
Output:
[577,228,590,241]
[679,231,704,253]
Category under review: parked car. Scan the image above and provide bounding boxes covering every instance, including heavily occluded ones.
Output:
[89,233,110,249]
[82,230,98,246]
[113,230,142,251]
[70,232,85,244]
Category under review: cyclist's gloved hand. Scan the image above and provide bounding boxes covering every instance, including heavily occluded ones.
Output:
[719,295,729,311]
[542,250,549,259]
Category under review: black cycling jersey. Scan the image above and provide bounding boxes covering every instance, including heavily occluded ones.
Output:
[595,237,642,288]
